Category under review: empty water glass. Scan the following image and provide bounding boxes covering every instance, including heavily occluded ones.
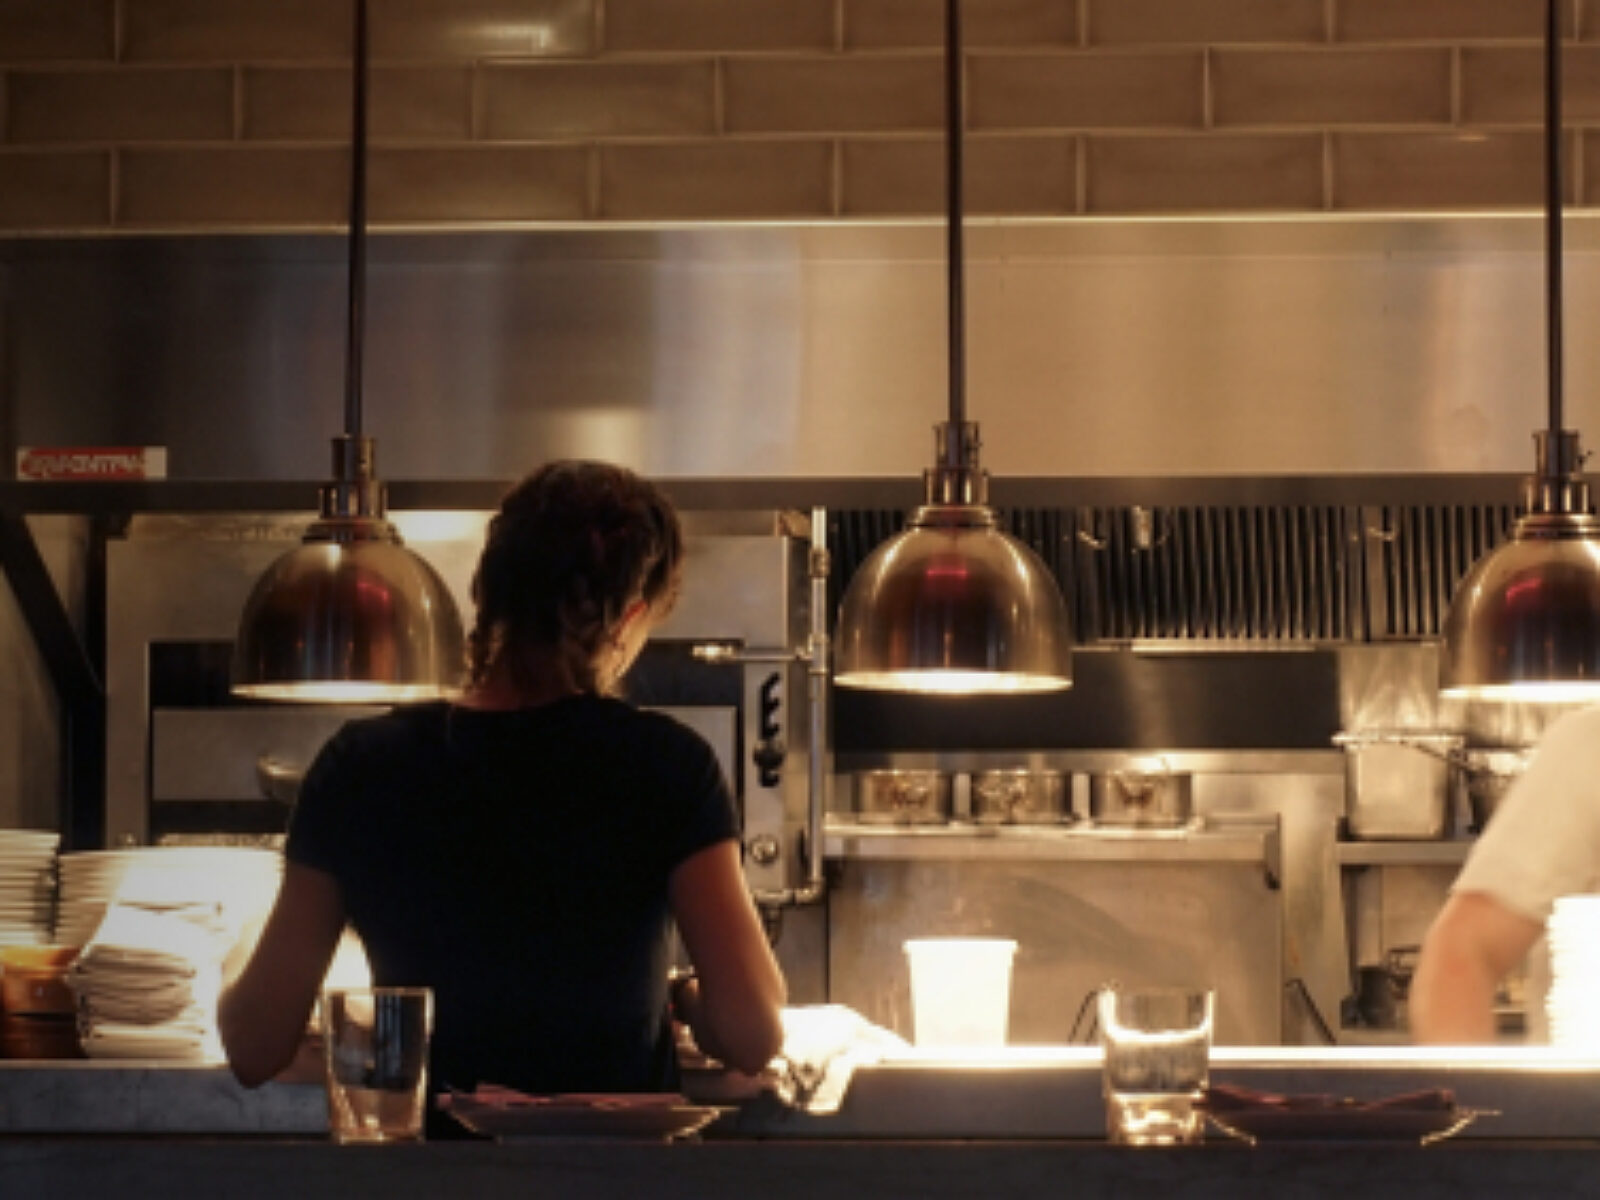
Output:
[1099,986,1215,1145]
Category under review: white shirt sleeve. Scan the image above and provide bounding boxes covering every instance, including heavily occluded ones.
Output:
[1453,705,1600,923]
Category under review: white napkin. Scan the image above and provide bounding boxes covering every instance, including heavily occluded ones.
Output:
[77,901,230,971]
[67,898,229,1062]
[769,1005,908,1115]
[79,1023,214,1060]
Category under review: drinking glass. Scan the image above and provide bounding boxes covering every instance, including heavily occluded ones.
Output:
[1098,986,1214,1145]
[321,986,433,1144]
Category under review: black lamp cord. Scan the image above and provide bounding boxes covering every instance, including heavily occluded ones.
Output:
[1545,0,1563,447]
[344,0,369,443]
[943,0,966,471]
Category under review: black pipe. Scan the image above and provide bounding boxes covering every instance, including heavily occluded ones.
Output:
[344,0,369,441]
[944,0,966,466]
[1545,0,1563,448]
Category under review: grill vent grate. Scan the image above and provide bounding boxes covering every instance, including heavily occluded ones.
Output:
[1071,506,1361,643]
[826,502,1520,646]
[1374,503,1520,639]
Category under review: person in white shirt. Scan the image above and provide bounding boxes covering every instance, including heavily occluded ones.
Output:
[1412,706,1600,1043]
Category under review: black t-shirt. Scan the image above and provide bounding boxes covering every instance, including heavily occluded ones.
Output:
[285,695,740,1095]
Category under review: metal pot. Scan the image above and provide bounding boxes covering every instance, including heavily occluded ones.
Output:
[1457,747,1532,832]
[855,769,951,825]
[971,768,1071,825]
[1347,945,1420,1031]
[1087,758,1193,828]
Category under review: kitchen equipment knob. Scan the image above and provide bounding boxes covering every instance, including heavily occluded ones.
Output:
[747,834,781,865]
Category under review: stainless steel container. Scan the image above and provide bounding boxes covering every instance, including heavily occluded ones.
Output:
[1087,758,1193,828]
[971,768,1071,825]
[855,769,952,825]
[1334,731,1462,841]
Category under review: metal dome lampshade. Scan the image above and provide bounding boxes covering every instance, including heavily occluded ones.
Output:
[232,0,464,703]
[835,424,1072,694]
[1439,0,1600,704]
[231,438,465,704]
[832,0,1072,695]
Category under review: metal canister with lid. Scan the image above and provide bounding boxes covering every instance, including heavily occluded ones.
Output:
[970,768,1071,824]
[1088,757,1194,828]
[855,768,952,824]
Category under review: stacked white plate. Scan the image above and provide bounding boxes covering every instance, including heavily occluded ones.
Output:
[1546,894,1600,1049]
[0,829,59,947]
[57,846,282,948]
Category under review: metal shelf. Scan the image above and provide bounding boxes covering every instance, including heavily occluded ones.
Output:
[1335,840,1474,867]
[823,816,1281,886]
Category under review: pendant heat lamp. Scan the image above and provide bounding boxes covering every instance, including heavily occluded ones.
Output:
[1439,0,1600,703]
[231,0,465,703]
[833,0,1073,695]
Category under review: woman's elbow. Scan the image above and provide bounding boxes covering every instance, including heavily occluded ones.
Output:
[218,996,293,1088]
[713,1004,785,1076]
[226,1053,277,1090]
[220,1029,280,1089]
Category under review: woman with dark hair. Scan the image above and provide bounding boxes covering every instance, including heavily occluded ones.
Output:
[219,461,786,1096]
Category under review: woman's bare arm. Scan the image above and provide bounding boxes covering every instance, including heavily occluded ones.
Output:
[1411,890,1542,1044]
[668,840,786,1075]
[218,862,348,1087]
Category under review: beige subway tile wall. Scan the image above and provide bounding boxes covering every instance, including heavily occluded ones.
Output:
[0,0,1594,231]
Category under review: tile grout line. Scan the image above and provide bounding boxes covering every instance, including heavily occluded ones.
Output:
[831,137,843,216]
[1075,134,1087,213]
[109,146,121,228]
[1321,130,1334,212]
[1449,46,1461,128]
[1575,130,1586,206]
[468,60,482,140]
[713,55,726,136]
[587,142,601,220]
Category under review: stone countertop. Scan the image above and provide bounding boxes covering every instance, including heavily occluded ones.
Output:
[5,1046,1600,1142]
[4,1138,1600,1200]
[0,1061,323,1134]
[721,1046,1600,1141]
[5,1050,1600,1199]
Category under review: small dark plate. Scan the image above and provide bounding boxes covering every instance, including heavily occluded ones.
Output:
[1207,1105,1484,1145]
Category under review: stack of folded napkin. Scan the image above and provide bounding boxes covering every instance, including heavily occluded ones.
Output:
[69,900,232,1060]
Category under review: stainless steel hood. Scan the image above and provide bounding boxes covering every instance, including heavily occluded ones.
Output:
[2,213,1593,483]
